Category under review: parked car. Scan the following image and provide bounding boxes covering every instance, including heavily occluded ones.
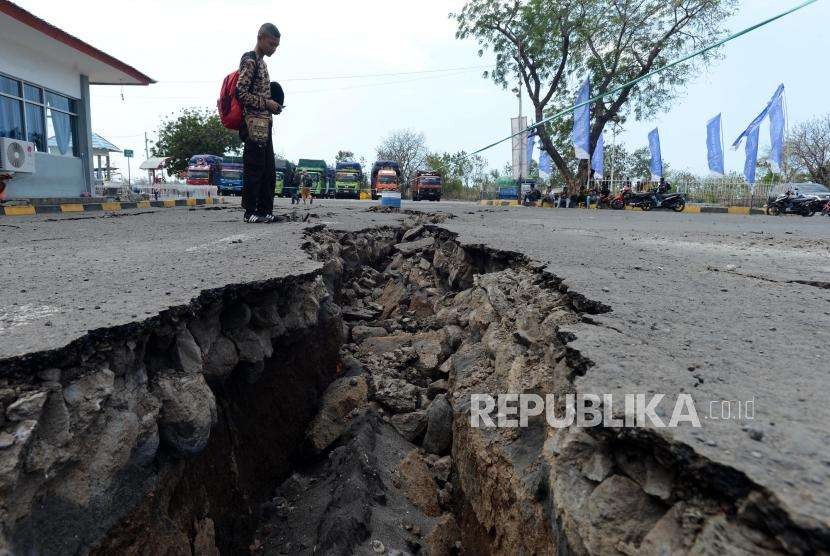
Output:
[767,182,830,203]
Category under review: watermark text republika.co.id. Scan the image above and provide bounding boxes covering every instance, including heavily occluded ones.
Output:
[469,393,755,429]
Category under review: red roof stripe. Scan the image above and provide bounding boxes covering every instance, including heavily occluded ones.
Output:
[0,0,155,85]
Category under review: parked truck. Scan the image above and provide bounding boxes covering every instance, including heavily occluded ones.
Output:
[333,161,363,198]
[326,165,335,198]
[274,158,295,197]
[186,154,223,187]
[410,170,443,201]
[217,156,243,195]
[370,160,401,199]
[296,159,328,197]
[496,176,519,200]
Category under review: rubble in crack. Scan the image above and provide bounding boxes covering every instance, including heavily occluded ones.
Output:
[254,220,816,556]
[1,214,822,555]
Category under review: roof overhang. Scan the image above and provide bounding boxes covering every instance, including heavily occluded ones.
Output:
[0,0,154,86]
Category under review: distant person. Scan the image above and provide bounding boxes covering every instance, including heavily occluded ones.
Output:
[560,185,569,208]
[291,173,301,204]
[237,23,282,223]
[585,185,598,209]
[600,181,611,198]
[542,185,555,207]
[301,171,314,206]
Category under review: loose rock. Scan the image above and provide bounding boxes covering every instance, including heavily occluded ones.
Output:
[422,394,452,455]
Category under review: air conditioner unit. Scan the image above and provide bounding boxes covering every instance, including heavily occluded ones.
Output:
[0,138,36,173]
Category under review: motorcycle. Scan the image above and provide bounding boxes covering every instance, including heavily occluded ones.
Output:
[651,191,686,212]
[766,194,821,217]
[610,189,628,210]
[521,189,542,207]
[805,196,828,216]
[611,188,685,212]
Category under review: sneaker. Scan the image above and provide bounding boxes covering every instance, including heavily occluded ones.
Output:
[262,214,276,223]
[247,214,263,223]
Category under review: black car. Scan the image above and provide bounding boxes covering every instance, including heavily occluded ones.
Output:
[766,182,830,216]
[767,182,830,203]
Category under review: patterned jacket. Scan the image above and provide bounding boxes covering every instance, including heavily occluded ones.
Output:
[236,51,271,122]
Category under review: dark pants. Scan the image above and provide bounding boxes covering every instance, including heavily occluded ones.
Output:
[241,128,275,217]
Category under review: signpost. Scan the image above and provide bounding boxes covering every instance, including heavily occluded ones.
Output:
[124,149,133,185]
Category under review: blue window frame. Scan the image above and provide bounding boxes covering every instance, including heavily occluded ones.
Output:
[0,71,79,156]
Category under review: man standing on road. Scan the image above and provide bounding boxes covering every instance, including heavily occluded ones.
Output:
[237,23,282,223]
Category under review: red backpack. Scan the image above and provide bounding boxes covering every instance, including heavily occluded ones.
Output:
[217,54,259,131]
[217,71,243,130]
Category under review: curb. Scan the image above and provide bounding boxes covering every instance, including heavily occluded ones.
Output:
[478,199,767,215]
[1,196,224,217]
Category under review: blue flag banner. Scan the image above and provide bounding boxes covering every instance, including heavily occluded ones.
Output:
[648,128,662,181]
[591,133,605,179]
[744,125,760,187]
[706,114,725,176]
[571,78,590,159]
[539,150,552,175]
[526,129,536,169]
[732,84,784,149]
[768,92,785,172]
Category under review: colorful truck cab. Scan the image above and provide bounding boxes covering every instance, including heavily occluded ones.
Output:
[186,154,222,186]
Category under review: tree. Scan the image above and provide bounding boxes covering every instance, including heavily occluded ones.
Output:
[376,130,428,194]
[627,147,655,183]
[454,0,736,193]
[152,108,241,175]
[336,150,355,163]
[785,116,830,186]
[423,151,491,199]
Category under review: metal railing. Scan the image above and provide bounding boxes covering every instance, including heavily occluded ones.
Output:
[130,184,218,200]
[478,177,777,207]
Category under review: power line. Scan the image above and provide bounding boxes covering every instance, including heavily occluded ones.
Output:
[152,65,491,84]
[93,68,482,101]
[466,0,821,158]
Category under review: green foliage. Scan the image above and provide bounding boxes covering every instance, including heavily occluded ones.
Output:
[424,150,490,199]
[597,143,668,182]
[453,0,737,191]
[335,150,355,163]
[152,108,242,175]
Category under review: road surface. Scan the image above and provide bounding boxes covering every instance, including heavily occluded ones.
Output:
[1,197,828,534]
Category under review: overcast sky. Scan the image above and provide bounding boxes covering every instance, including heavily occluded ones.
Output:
[13,0,829,179]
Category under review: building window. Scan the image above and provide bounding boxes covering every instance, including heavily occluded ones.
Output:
[25,103,45,152]
[24,84,42,103]
[0,75,20,96]
[0,96,24,140]
[47,108,77,156]
[0,72,79,156]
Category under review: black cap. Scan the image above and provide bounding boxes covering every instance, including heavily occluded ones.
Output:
[270,82,284,105]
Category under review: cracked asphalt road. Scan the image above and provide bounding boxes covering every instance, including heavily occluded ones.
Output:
[1,197,828,533]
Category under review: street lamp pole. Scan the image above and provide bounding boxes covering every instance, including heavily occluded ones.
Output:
[511,77,523,186]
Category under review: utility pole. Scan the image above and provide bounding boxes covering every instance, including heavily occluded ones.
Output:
[517,77,523,182]
[609,123,618,188]
[144,132,150,160]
